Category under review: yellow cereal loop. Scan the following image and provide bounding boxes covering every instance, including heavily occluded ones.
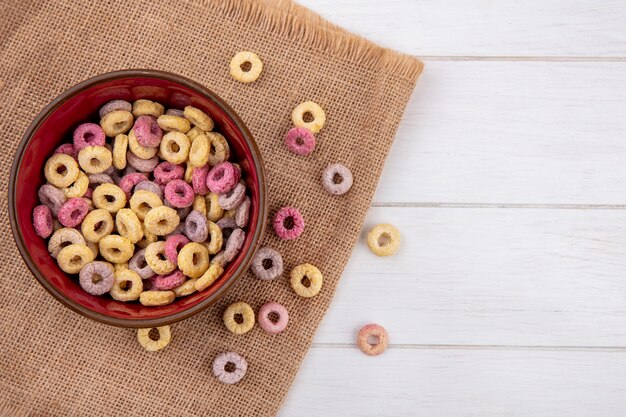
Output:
[86,241,99,258]
[184,106,214,131]
[144,206,180,236]
[99,234,135,263]
[48,227,85,258]
[110,269,143,302]
[181,165,192,184]
[100,110,134,137]
[137,224,158,249]
[157,115,191,133]
[77,146,113,174]
[229,51,263,83]
[137,326,171,351]
[290,263,323,298]
[186,126,205,142]
[57,243,95,274]
[224,208,236,219]
[205,192,224,222]
[206,132,230,166]
[188,133,209,167]
[140,290,175,307]
[159,131,190,164]
[44,154,79,188]
[115,208,144,243]
[63,171,88,198]
[205,221,223,255]
[177,242,209,278]
[292,101,326,133]
[194,262,223,292]
[173,279,197,297]
[223,301,255,334]
[115,262,129,272]
[145,241,176,275]
[113,133,129,169]
[129,190,163,221]
[192,195,207,216]
[81,208,114,243]
[128,128,158,159]
[132,99,164,118]
[367,223,401,257]
[92,183,126,213]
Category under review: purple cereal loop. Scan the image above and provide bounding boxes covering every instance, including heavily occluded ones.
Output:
[258,302,289,334]
[250,246,283,281]
[73,123,106,151]
[192,164,210,195]
[164,234,190,264]
[184,210,209,242]
[119,173,148,199]
[127,151,159,172]
[273,206,304,240]
[79,261,115,295]
[99,99,132,119]
[235,196,251,228]
[38,184,66,216]
[224,228,245,262]
[164,179,194,208]
[54,143,78,160]
[123,166,138,176]
[153,162,185,185]
[217,183,246,210]
[206,161,240,194]
[134,180,163,199]
[133,115,163,148]
[33,205,53,238]
[57,198,90,227]
[149,270,186,290]
[283,127,316,156]
[88,173,113,186]
[104,165,116,176]
[216,217,237,240]
[321,163,353,195]
[165,109,185,117]
[129,248,155,279]
[212,352,247,384]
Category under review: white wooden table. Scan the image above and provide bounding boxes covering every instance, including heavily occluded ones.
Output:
[278,1,626,416]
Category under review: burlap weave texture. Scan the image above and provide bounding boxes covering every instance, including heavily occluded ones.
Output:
[0,0,422,415]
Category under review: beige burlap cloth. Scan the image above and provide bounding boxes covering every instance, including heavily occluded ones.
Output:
[0,0,422,415]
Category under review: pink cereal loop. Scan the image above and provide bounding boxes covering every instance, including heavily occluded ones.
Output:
[54,143,78,160]
[164,179,194,208]
[73,123,105,151]
[258,302,289,334]
[283,127,316,156]
[33,205,53,238]
[164,234,190,264]
[206,161,240,194]
[119,173,148,199]
[133,115,163,148]
[57,198,90,227]
[357,324,389,356]
[149,270,186,291]
[153,162,185,185]
[273,206,305,240]
[192,165,210,195]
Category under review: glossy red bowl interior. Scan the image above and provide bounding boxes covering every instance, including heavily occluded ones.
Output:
[9,70,267,327]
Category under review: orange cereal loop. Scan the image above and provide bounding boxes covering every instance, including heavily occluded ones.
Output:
[184,106,214,131]
[229,51,263,83]
[292,101,326,134]
[44,154,80,188]
[367,223,401,257]
[132,99,164,118]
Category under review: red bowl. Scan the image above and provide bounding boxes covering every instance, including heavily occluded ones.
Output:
[8,70,267,328]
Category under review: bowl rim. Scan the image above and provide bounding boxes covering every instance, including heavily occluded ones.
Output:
[8,69,267,328]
